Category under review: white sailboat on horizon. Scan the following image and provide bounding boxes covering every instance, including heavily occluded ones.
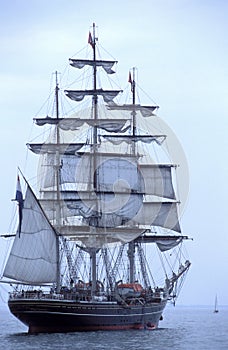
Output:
[214,294,219,313]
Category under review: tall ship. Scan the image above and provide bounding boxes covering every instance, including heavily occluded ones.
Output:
[1,24,191,333]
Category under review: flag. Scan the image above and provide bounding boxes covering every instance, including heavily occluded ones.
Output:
[16,175,24,237]
[128,71,135,92]
[128,71,132,84]
[88,31,94,48]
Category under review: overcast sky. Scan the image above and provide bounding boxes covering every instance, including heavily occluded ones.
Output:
[0,0,228,307]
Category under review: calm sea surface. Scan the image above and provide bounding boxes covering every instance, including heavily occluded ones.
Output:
[0,304,228,350]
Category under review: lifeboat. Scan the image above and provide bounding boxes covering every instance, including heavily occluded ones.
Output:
[116,283,143,298]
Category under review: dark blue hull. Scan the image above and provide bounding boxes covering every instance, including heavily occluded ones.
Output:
[8,298,166,333]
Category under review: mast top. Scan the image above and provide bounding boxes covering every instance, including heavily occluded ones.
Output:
[54,70,60,120]
[88,23,97,50]
[128,67,136,105]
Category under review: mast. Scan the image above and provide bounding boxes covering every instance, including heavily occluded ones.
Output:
[128,67,136,283]
[91,23,98,298]
[131,67,136,140]
[55,71,61,292]
[92,23,98,190]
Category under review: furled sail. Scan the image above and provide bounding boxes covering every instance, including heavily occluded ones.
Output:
[34,117,130,132]
[69,59,117,74]
[102,135,166,146]
[107,103,158,117]
[3,185,58,284]
[65,89,122,103]
[27,143,85,155]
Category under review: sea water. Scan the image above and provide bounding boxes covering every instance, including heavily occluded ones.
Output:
[0,304,228,350]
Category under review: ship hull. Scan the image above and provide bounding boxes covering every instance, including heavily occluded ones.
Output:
[8,298,166,333]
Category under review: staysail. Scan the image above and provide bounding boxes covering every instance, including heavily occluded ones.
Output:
[3,183,58,284]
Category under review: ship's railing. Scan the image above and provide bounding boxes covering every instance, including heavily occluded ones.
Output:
[8,290,108,302]
[8,286,168,303]
[9,291,64,300]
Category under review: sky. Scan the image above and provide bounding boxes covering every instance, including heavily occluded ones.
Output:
[0,0,228,307]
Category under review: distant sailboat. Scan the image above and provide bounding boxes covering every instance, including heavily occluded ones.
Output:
[214,295,219,313]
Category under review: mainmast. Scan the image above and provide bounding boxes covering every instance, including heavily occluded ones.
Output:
[60,23,122,297]
[91,23,98,191]
[91,23,98,298]
[54,71,61,293]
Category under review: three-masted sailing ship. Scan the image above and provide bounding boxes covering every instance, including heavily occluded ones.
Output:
[1,23,191,333]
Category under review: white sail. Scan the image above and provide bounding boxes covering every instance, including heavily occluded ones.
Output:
[34,117,130,132]
[27,143,84,155]
[139,164,175,199]
[107,103,158,117]
[69,58,117,74]
[32,134,181,246]
[3,185,58,284]
[103,135,166,146]
[37,149,175,195]
[156,237,183,251]
[65,89,122,103]
[129,201,181,232]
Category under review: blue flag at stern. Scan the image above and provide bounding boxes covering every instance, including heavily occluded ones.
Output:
[15,175,24,237]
